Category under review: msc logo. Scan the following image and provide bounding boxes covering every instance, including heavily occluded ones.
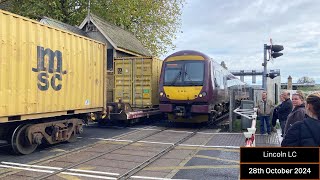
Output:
[32,46,67,91]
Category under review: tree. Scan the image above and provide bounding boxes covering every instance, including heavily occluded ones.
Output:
[297,76,315,84]
[1,0,89,25]
[1,0,185,57]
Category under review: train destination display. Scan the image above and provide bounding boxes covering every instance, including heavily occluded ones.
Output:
[240,147,320,179]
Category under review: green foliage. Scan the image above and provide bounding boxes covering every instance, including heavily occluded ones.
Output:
[91,0,185,57]
[297,76,315,84]
[297,85,320,92]
[2,0,88,25]
[1,0,185,57]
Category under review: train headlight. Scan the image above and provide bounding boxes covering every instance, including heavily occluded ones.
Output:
[160,92,164,96]
[198,92,207,98]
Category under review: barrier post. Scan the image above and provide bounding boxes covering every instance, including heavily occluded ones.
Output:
[233,107,257,147]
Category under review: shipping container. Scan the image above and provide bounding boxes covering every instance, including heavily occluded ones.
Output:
[0,10,107,154]
[114,57,162,108]
[0,10,106,122]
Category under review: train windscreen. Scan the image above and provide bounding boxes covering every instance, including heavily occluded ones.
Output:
[164,61,204,86]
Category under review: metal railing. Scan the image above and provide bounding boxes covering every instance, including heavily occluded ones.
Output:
[233,108,257,147]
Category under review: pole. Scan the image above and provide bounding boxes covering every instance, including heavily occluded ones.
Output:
[229,89,234,132]
[263,44,267,91]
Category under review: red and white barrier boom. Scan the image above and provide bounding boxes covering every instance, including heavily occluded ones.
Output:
[233,108,258,147]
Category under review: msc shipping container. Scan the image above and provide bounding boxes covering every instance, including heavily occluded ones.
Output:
[0,10,107,154]
[113,57,163,108]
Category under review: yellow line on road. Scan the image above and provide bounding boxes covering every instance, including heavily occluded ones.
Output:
[175,146,240,152]
[194,155,239,164]
[145,165,239,171]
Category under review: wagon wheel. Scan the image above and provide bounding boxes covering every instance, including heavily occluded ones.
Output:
[67,131,78,143]
[11,124,38,155]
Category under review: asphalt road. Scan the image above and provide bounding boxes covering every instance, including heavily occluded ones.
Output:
[0,121,242,180]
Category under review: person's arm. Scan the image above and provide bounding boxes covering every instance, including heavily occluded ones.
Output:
[281,123,301,146]
[256,101,261,114]
[290,110,305,126]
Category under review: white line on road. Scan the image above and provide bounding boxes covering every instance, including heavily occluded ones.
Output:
[0,163,187,180]
[138,141,174,145]
[164,130,194,134]
[129,128,162,131]
[178,144,240,149]
[1,161,120,176]
[131,175,191,180]
[91,138,134,142]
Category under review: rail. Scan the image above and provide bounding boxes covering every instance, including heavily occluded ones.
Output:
[233,108,257,147]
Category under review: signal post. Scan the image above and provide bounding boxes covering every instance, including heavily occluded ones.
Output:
[262,40,284,91]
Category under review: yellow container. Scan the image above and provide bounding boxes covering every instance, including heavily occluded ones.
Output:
[0,10,107,122]
[106,71,114,102]
[114,57,163,108]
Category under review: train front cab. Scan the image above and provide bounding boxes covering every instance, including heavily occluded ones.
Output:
[158,51,215,123]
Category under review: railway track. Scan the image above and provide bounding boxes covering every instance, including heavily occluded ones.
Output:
[0,125,162,178]
[0,125,207,180]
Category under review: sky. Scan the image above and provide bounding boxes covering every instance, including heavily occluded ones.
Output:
[162,0,320,85]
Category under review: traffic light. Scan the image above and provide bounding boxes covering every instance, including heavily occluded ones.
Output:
[270,45,284,58]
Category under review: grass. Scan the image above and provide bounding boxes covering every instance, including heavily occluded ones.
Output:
[297,85,320,92]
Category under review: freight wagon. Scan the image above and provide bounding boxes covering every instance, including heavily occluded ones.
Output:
[0,10,107,154]
[93,57,163,125]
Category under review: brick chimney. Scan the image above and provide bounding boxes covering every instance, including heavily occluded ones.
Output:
[287,75,292,90]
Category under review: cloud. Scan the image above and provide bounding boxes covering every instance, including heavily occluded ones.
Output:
[163,0,320,84]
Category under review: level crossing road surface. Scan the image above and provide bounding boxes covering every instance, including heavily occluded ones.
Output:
[0,121,281,180]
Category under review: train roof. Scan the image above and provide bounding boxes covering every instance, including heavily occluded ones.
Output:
[164,50,211,61]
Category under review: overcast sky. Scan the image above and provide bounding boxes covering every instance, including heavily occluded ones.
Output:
[162,0,320,84]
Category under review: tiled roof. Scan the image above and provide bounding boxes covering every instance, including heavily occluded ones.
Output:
[89,13,151,56]
[40,16,87,37]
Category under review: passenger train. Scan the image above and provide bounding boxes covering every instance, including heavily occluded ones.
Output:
[159,50,245,123]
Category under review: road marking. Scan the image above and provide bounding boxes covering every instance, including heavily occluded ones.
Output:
[175,146,240,152]
[129,128,162,131]
[179,144,240,149]
[1,162,120,176]
[0,163,188,180]
[0,164,54,173]
[131,175,190,180]
[145,165,239,171]
[193,155,239,164]
[50,148,67,152]
[138,141,174,145]
[164,130,194,134]
[92,138,134,142]
[91,138,240,151]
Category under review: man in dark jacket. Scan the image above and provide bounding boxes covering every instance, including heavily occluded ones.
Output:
[277,91,293,137]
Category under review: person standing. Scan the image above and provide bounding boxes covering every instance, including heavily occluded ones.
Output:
[281,92,320,146]
[257,92,274,135]
[271,94,285,132]
[284,91,306,135]
[277,91,293,137]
